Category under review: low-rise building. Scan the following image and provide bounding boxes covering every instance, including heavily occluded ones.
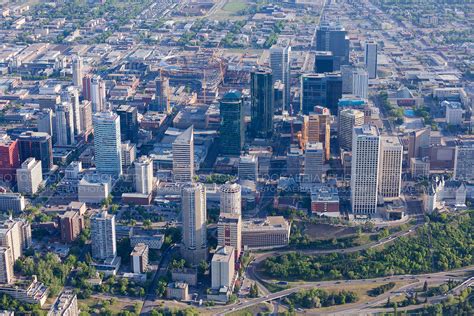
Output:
[241,216,291,250]
[0,276,48,306]
[171,268,197,286]
[310,185,340,213]
[0,192,25,212]
[130,234,164,250]
[166,282,189,301]
[130,243,148,274]
[47,290,78,316]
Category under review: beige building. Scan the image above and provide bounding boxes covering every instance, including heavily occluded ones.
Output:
[217,213,241,260]
[0,218,31,262]
[134,156,153,195]
[211,246,235,290]
[379,136,403,200]
[172,126,194,182]
[219,183,241,215]
[304,142,324,183]
[338,109,364,150]
[0,247,13,284]
[16,158,42,195]
[306,108,330,160]
[130,243,148,274]
[166,282,189,301]
[241,216,290,249]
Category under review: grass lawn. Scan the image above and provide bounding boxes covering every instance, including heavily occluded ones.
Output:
[222,0,248,13]
[228,303,271,315]
[79,296,143,315]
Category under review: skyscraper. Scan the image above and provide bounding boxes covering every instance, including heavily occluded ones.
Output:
[116,105,139,143]
[79,100,93,134]
[93,112,122,177]
[220,183,241,215]
[134,156,153,195]
[211,246,235,290]
[314,51,334,73]
[91,211,116,261]
[304,142,324,183]
[72,56,83,88]
[300,72,342,114]
[181,182,207,265]
[238,155,258,181]
[307,107,330,160]
[37,109,53,137]
[90,75,106,113]
[219,91,244,156]
[62,86,81,136]
[217,213,241,260]
[338,109,365,150]
[352,67,368,99]
[18,131,53,172]
[365,41,378,79]
[55,102,75,146]
[269,44,291,110]
[155,76,170,113]
[250,69,274,139]
[172,126,194,182]
[379,136,403,199]
[0,247,13,284]
[351,125,381,214]
[315,22,350,70]
[16,158,42,195]
[0,136,19,182]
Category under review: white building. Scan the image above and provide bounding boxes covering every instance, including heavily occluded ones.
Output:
[352,67,369,99]
[351,125,380,214]
[238,155,258,181]
[378,136,403,200]
[16,158,42,195]
[0,217,31,262]
[338,109,365,150]
[172,126,194,182]
[0,193,25,212]
[304,142,324,183]
[93,111,122,177]
[130,243,148,274]
[62,86,81,136]
[48,290,78,316]
[365,41,378,79]
[78,176,111,204]
[54,102,75,146]
[220,183,241,215]
[134,156,153,195]
[72,56,83,89]
[270,44,291,109]
[91,211,116,261]
[90,75,106,113]
[444,101,464,126]
[211,246,235,290]
[181,182,207,265]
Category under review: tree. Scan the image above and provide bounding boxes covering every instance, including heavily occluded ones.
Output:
[143,219,152,229]
[198,260,208,276]
[423,281,428,292]
[249,283,259,298]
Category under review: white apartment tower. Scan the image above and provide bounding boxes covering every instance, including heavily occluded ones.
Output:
[93,112,122,177]
[352,67,369,99]
[211,245,235,290]
[91,211,116,261]
[220,183,241,215]
[365,41,378,79]
[181,182,207,265]
[16,158,43,195]
[172,126,194,183]
[379,136,403,199]
[134,156,153,195]
[269,44,291,110]
[338,109,365,150]
[72,56,83,88]
[350,125,381,214]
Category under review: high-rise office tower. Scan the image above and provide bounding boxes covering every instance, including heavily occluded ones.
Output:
[300,72,342,114]
[314,51,334,73]
[338,109,365,150]
[134,156,153,195]
[82,74,92,101]
[379,136,403,199]
[72,56,83,88]
[37,108,53,137]
[315,22,350,70]
[91,211,116,261]
[365,41,378,79]
[155,76,170,113]
[250,69,274,139]
[307,107,330,160]
[62,86,81,135]
[219,91,244,156]
[407,128,431,165]
[304,142,324,183]
[220,183,241,215]
[181,182,207,265]
[16,158,42,195]
[18,131,53,172]
[0,136,19,182]
[211,246,235,290]
[79,100,93,134]
[351,125,381,214]
[121,141,136,168]
[352,68,368,99]
[217,213,241,260]
[93,112,122,177]
[116,105,139,143]
[269,44,291,110]
[54,102,75,146]
[454,142,474,182]
[172,126,194,182]
[238,155,258,181]
[0,247,13,284]
[90,75,106,113]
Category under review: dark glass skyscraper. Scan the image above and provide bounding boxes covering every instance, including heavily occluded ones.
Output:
[314,51,334,73]
[251,69,274,139]
[300,72,342,114]
[18,131,53,172]
[315,23,350,70]
[219,91,244,156]
[116,105,138,143]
